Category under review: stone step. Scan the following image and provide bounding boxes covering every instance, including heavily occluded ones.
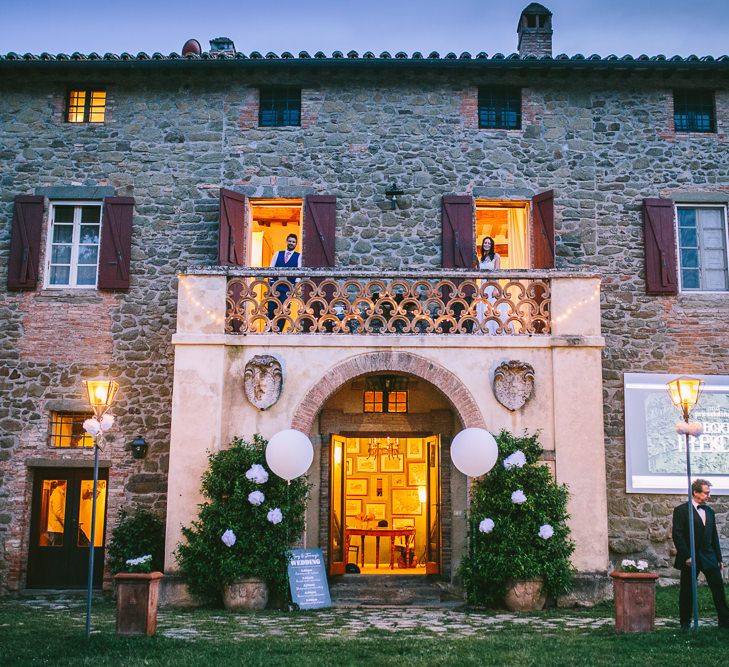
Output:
[329,575,464,608]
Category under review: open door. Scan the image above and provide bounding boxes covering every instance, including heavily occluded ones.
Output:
[329,435,346,575]
[425,435,441,574]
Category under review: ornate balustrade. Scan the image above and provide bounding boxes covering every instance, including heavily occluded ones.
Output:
[223,269,551,335]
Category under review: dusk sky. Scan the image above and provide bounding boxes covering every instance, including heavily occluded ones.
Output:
[2,0,728,58]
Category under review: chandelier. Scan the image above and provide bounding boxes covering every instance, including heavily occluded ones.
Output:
[368,436,400,459]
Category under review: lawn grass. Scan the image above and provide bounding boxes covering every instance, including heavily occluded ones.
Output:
[1,586,727,667]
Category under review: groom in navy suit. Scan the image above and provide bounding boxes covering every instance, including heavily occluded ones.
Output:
[268,233,301,330]
[672,478,729,629]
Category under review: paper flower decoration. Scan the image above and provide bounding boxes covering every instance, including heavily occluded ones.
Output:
[100,413,115,432]
[503,451,527,470]
[245,464,269,484]
[511,489,527,504]
[267,508,283,525]
[675,422,704,436]
[83,418,101,437]
[538,524,554,539]
[221,529,237,547]
[248,490,265,506]
[479,518,495,534]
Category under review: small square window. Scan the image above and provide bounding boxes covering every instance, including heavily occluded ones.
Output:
[259,87,301,127]
[364,391,384,413]
[50,412,94,448]
[674,90,716,133]
[66,89,106,123]
[478,87,521,130]
[677,206,728,291]
[363,390,408,413]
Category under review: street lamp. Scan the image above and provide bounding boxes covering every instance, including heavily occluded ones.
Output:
[82,377,119,639]
[666,376,704,631]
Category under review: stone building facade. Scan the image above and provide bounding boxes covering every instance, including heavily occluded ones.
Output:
[1,4,728,597]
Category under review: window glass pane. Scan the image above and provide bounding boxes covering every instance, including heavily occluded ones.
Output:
[682,269,700,289]
[679,227,698,247]
[681,248,699,268]
[52,224,73,244]
[53,206,75,224]
[39,480,67,547]
[81,206,101,224]
[76,266,97,285]
[79,225,99,245]
[705,270,729,291]
[51,245,72,264]
[50,412,94,448]
[49,266,70,285]
[77,245,98,264]
[78,480,106,547]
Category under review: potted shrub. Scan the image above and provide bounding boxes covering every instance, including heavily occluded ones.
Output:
[459,431,574,610]
[108,506,166,636]
[610,559,658,633]
[176,435,308,610]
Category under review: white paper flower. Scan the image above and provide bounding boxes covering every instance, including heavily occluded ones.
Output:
[83,418,101,437]
[246,464,269,484]
[511,489,527,505]
[221,529,237,547]
[478,518,495,534]
[125,554,152,566]
[267,508,283,525]
[621,559,636,569]
[637,560,649,571]
[676,422,704,436]
[538,524,554,540]
[503,451,527,470]
[248,490,265,506]
[100,413,115,432]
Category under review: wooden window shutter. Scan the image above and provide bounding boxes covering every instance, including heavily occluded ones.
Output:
[643,198,678,295]
[441,195,475,268]
[7,195,44,290]
[531,190,555,269]
[218,189,246,266]
[98,197,134,290]
[303,195,336,267]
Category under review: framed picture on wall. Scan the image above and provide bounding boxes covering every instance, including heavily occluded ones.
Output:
[374,476,388,499]
[365,503,386,521]
[346,478,368,496]
[408,462,427,487]
[392,474,406,488]
[406,439,423,460]
[346,440,360,454]
[380,455,404,473]
[392,517,415,531]
[356,456,377,473]
[392,488,422,515]
[346,499,362,515]
[346,458,353,475]
[429,441,437,467]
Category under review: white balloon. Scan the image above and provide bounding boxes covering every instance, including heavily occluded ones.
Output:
[450,428,498,477]
[266,429,314,481]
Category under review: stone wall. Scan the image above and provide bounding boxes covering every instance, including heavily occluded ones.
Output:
[1,64,728,591]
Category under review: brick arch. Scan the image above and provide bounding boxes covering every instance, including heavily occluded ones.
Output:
[290,351,486,435]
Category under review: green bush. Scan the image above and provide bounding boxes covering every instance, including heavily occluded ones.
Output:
[107,506,166,574]
[458,430,575,606]
[176,435,309,605]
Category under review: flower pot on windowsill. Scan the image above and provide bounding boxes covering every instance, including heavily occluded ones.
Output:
[222,577,269,611]
[114,571,164,636]
[610,571,658,633]
[504,578,547,612]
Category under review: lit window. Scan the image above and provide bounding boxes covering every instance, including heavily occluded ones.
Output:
[46,202,102,288]
[478,87,521,130]
[259,87,301,127]
[49,412,94,448]
[363,390,408,413]
[388,391,408,413]
[674,90,715,133]
[364,391,384,413]
[677,206,728,291]
[67,90,106,123]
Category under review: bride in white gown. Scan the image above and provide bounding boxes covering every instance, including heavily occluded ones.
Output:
[475,236,501,334]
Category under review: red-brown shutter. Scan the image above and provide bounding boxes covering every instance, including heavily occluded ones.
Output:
[7,195,44,290]
[531,190,555,269]
[98,197,134,290]
[218,189,247,266]
[441,195,474,268]
[303,195,336,267]
[643,198,678,295]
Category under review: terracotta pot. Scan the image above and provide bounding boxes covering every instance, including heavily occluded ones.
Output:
[114,571,164,636]
[504,578,546,611]
[222,578,269,611]
[610,571,658,633]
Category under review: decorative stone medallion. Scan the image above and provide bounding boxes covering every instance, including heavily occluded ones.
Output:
[493,360,535,411]
[243,355,283,410]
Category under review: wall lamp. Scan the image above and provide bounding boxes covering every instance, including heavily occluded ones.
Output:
[385,181,405,210]
[130,435,149,460]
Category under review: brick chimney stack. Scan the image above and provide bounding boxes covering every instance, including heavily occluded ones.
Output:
[517,3,553,58]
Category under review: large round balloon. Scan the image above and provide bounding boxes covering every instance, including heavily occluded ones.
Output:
[450,428,498,477]
[266,429,314,481]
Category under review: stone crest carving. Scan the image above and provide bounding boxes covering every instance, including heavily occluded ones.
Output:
[493,361,535,412]
[243,355,283,410]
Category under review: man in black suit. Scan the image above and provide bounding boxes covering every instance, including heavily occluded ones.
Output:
[672,478,729,629]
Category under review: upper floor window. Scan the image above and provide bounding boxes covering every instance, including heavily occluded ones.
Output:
[673,90,715,133]
[66,90,106,123]
[49,412,94,448]
[677,205,728,291]
[259,87,301,127]
[46,202,102,288]
[478,87,521,130]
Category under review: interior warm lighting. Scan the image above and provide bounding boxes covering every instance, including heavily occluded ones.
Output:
[418,486,427,503]
[334,442,342,465]
[667,377,703,419]
[82,378,119,417]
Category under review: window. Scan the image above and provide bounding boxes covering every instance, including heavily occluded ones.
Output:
[259,87,301,127]
[49,412,94,448]
[66,90,106,123]
[363,391,408,413]
[677,205,728,291]
[46,202,103,288]
[674,90,715,133]
[478,87,521,130]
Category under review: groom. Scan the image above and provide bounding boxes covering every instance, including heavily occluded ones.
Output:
[671,478,729,629]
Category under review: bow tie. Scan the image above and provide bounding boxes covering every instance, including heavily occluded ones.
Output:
[697,505,708,510]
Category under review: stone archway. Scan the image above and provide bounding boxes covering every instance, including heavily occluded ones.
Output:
[291,350,485,434]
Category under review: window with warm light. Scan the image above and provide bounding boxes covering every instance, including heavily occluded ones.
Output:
[66,90,106,123]
[363,391,384,413]
[363,390,408,413]
[49,412,94,448]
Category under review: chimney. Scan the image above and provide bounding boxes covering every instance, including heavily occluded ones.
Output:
[517,3,553,58]
[209,37,236,55]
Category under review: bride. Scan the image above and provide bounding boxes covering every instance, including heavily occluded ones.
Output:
[475,236,501,334]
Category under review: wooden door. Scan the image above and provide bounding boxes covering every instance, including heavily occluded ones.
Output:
[27,468,109,588]
[329,435,346,575]
[425,435,441,574]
